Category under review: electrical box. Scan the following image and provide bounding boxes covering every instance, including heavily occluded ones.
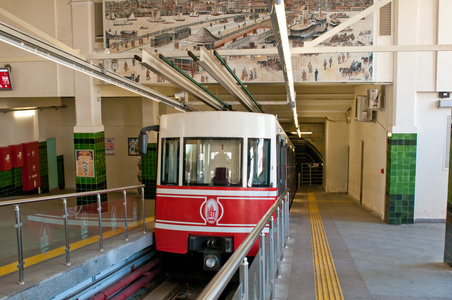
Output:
[355,96,374,122]
[0,146,12,171]
[10,144,24,168]
[21,141,41,191]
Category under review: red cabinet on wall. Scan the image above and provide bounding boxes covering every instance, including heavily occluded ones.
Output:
[10,144,24,168]
[21,141,40,191]
[0,146,12,171]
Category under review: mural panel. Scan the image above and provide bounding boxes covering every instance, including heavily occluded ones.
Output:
[104,0,373,83]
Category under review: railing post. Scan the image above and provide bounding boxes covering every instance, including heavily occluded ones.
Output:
[309,164,312,186]
[123,190,129,241]
[280,201,285,262]
[14,205,25,285]
[62,198,71,265]
[240,257,249,300]
[141,187,146,233]
[269,217,275,300]
[97,194,104,251]
[276,207,281,278]
[285,194,290,242]
[259,231,265,300]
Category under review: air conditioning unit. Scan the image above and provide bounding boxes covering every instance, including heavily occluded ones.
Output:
[367,89,385,111]
[355,95,374,122]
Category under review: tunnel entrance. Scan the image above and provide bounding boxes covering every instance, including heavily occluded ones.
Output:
[296,140,323,187]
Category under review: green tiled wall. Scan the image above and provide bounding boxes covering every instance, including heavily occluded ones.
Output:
[57,155,65,190]
[0,169,13,197]
[141,143,157,199]
[385,133,417,224]
[12,167,23,196]
[39,141,49,194]
[74,132,107,205]
[444,125,452,266]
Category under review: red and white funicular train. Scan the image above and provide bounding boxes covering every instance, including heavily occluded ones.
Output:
[154,111,296,270]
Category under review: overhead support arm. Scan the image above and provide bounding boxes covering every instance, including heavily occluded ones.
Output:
[138,125,159,155]
[190,47,263,113]
[139,49,231,111]
[0,22,188,112]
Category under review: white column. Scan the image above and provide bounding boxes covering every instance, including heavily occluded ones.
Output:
[71,0,104,133]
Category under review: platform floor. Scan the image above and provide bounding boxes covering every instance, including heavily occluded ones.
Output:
[276,187,452,300]
[1,187,452,299]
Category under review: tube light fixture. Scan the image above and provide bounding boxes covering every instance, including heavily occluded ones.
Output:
[268,0,300,137]
[14,110,35,117]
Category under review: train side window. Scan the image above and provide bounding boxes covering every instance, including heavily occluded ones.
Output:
[183,138,242,186]
[247,138,271,187]
[161,138,179,185]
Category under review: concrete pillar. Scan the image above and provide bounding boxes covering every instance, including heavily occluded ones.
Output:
[385,0,418,224]
[71,0,106,205]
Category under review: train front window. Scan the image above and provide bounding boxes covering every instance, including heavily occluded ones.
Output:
[247,138,271,187]
[161,138,179,185]
[184,138,242,186]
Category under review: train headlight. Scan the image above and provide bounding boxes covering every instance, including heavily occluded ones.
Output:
[204,253,220,271]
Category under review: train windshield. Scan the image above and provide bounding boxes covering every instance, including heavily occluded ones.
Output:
[161,138,179,185]
[184,138,242,186]
[247,138,271,187]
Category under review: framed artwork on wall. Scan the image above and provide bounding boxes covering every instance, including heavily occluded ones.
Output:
[128,138,139,156]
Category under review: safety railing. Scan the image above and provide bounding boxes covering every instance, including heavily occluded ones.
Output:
[197,190,290,300]
[0,185,146,285]
[301,163,323,186]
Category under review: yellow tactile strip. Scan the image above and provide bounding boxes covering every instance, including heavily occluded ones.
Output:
[0,217,155,277]
[308,193,344,300]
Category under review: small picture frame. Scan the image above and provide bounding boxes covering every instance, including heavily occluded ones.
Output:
[128,137,140,156]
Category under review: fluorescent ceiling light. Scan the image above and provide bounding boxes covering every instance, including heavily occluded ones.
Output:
[14,110,35,117]
[269,0,300,137]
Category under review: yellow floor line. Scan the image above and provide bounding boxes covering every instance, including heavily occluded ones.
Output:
[0,216,155,277]
[309,193,344,300]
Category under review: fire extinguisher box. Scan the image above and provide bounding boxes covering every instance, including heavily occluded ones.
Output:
[0,146,12,171]
[22,141,39,163]
[21,141,41,191]
[22,161,41,191]
[10,144,24,168]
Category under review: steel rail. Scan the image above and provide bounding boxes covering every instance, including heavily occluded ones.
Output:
[197,189,288,300]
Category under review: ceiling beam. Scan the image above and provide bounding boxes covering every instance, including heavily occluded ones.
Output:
[0,22,189,111]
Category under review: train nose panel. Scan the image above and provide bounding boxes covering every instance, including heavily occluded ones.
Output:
[188,235,234,253]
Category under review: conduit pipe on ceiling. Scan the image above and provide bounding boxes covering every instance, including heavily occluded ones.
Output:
[0,22,188,112]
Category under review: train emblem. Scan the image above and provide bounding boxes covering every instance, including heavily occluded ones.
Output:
[202,198,223,225]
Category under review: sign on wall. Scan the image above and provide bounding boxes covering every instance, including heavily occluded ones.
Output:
[105,138,115,156]
[75,150,95,177]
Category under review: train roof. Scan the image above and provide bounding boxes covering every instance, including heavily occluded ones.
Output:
[159,111,293,147]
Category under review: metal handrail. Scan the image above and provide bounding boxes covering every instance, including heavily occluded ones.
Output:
[0,184,145,207]
[197,189,289,300]
[1,184,146,285]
